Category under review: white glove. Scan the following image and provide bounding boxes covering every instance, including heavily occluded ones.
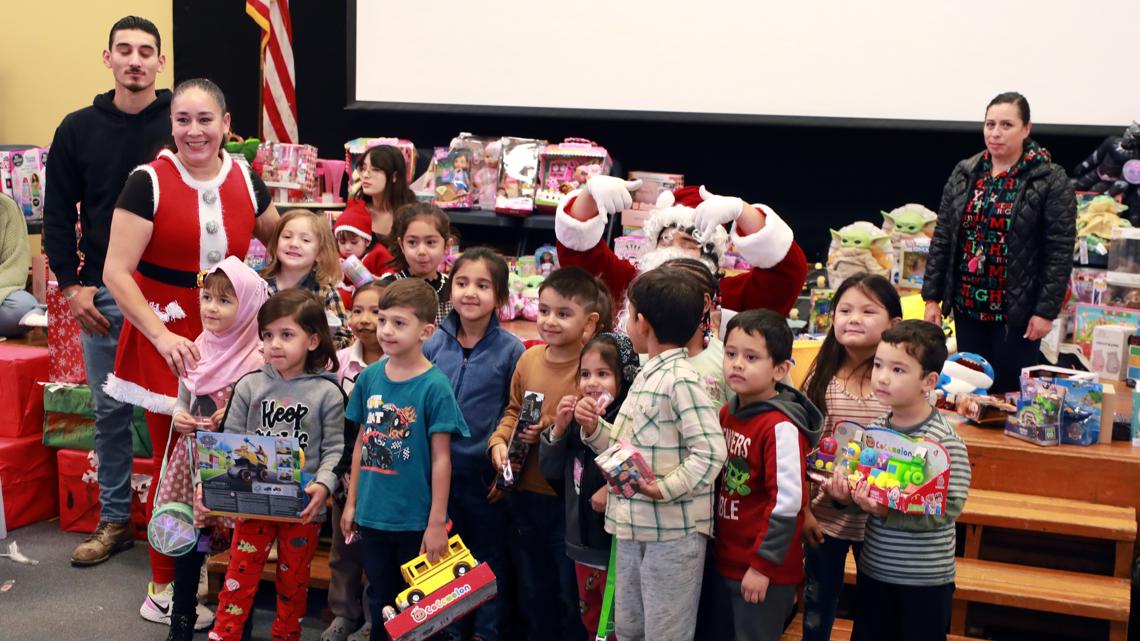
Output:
[693,186,744,237]
[585,176,643,217]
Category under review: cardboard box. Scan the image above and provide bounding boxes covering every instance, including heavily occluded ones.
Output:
[0,435,59,530]
[383,562,498,641]
[197,432,308,521]
[0,344,49,438]
[57,449,153,539]
[1090,324,1134,380]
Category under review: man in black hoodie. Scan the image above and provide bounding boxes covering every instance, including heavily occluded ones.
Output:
[43,16,171,570]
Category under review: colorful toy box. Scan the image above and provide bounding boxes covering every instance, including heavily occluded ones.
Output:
[1091,324,1134,380]
[534,138,612,214]
[805,420,952,514]
[594,440,655,498]
[382,543,498,641]
[1004,377,1065,446]
[0,435,58,531]
[623,171,684,232]
[196,432,309,521]
[1073,304,1140,358]
[809,289,835,335]
[449,133,500,210]
[1131,385,1140,446]
[890,237,930,291]
[257,142,319,202]
[613,235,650,266]
[1070,267,1109,305]
[41,383,152,457]
[0,147,47,221]
[495,137,546,217]
[57,448,151,538]
[432,147,475,209]
[344,137,417,183]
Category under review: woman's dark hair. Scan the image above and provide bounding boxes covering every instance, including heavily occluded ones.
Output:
[986,91,1030,124]
[109,15,162,54]
[451,247,510,308]
[257,289,339,374]
[386,203,452,272]
[803,273,902,420]
[357,145,417,213]
[173,78,226,114]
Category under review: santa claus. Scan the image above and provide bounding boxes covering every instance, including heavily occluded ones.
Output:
[555,176,807,330]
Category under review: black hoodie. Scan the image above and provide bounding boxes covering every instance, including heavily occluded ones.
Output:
[43,89,172,289]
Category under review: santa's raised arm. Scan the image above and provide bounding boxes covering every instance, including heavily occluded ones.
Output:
[555,176,807,323]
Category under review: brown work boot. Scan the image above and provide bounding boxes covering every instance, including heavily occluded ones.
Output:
[70,521,134,567]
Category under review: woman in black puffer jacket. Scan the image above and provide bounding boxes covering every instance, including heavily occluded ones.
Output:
[923,92,1076,393]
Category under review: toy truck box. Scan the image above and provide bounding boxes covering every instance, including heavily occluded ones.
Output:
[196,432,310,521]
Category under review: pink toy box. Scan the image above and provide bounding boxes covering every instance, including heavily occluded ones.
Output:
[257,142,319,203]
[594,440,655,499]
[449,133,501,210]
[806,420,952,514]
[0,147,47,221]
[534,138,612,214]
[344,137,417,183]
[432,147,475,209]
[495,137,546,217]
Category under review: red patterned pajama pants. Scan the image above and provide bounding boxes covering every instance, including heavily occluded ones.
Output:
[209,519,321,641]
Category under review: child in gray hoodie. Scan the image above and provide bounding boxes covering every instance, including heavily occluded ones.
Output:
[207,289,346,641]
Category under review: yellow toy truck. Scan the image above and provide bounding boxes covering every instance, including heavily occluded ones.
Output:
[394,535,478,611]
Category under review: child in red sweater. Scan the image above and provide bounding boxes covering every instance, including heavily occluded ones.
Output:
[716,309,823,641]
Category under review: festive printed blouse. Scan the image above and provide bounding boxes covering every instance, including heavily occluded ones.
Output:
[345,360,468,531]
[953,142,1048,322]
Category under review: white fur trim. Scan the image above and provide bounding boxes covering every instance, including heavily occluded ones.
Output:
[236,160,259,212]
[731,203,794,269]
[555,188,608,251]
[336,224,372,241]
[134,165,160,218]
[159,149,234,192]
[103,374,178,415]
[655,190,676,208]
[149,300,187,324]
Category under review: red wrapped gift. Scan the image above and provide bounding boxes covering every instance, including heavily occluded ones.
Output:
[0,435,59,530]
[47,281,86,384]
[57,449,154,539]
[0,343,49,438]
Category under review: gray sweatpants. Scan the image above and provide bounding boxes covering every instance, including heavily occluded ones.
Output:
[615,532,707,641]
[723,577,797,641]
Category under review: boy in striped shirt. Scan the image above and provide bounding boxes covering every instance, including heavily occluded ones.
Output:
[579,268,728,641]
[825,320,971,641]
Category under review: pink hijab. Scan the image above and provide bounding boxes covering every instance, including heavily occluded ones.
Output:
[184,256,270,397]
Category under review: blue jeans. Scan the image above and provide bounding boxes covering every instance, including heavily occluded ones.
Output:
[79,287,136,524]
[0,289,36,336]
[447,465,513,641]
[507,491,585,641]
[358,527,423,641]
[802,534,862,641]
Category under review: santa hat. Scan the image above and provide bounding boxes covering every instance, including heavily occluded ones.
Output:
[333,204,372,241]
[640,186,729,263]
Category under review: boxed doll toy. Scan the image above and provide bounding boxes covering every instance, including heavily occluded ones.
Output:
[1070,267,1109,305]
[890,237,930,291]
[805,420,952,514]
[196,432,310,521]
[534,138,612,214]
[495,390,544,489]
[257,142,319,202]
[594,440,655,499]
[344,137,417,182]
[1,147,47,221]
[809,289,835,335]
[432,147,475,209]
[449,133,500,210]
[495,137,546,217]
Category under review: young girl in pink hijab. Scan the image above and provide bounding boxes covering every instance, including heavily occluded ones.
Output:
[164,256,270,639]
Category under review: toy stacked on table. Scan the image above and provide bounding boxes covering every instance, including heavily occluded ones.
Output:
[534,138,612,214]
[881,204,936,291]
[807,420,952,514]
[257,142,319,203]
[496,137,547,217]
[380,534,498,641]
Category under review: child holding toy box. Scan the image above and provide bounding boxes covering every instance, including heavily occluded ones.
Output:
[825,320,971,641]
[714,309,823,641]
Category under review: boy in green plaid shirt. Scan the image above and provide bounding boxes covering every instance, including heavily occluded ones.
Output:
[579,268,728,641]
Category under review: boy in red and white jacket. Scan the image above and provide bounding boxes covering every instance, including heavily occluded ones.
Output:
[715,309,823,641]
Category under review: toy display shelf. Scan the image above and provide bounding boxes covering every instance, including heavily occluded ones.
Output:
[446,209,556,256]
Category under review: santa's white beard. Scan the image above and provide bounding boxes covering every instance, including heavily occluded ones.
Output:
[637,246,719,274]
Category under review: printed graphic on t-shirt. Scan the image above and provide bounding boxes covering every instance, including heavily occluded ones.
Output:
[254,396,311,449]
[360,394,417,474]
[718,428,754,521]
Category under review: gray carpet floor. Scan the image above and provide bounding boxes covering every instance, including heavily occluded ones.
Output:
[1,521,330,641]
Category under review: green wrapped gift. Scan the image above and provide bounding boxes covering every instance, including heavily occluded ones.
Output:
[42,383,153,457]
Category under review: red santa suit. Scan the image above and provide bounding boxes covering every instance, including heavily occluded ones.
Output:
[105,150,260,414]
[555,186,807,321]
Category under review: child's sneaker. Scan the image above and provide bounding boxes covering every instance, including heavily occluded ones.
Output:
[321,616,357,641]
[346,621,371,641]
[139,581,216,630]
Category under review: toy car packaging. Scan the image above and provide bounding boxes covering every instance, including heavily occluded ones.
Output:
[382,535,498,641]
[805,420,952,514]
[1004,377,1066,447]
[534,138,612,214]
[196,432,310,521]
[594,439,655,498]
[495,137,546,217]
[495,391,544,490]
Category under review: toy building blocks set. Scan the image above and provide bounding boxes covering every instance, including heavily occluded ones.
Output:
[196,432,310,521]
[806,420,952,514]
[381,535,498,641]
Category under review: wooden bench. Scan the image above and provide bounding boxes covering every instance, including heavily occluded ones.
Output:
[843,554,1132,641]
[959,488,1136,578]
[206,546,333,597]
[780,613,975,640]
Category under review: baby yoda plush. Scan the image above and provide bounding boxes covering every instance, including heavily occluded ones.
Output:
[881,204,937,239]
[827,222,892,285]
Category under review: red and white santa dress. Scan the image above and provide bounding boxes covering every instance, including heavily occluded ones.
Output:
[104,149,270,414]
[555,185,808,322]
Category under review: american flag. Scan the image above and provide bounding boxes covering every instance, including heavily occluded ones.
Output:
[246,0,298,143]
